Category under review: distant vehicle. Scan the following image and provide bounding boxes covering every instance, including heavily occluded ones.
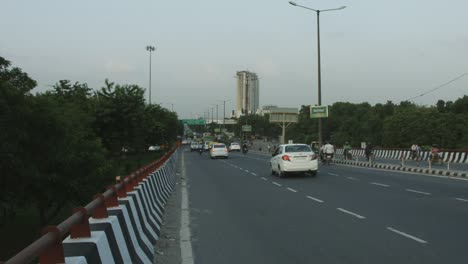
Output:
[190,142,199,151]
[204,141,210,151]
[229,142,241,151]
[148,145,161,151]
[270,144,318,177]
[182,139,188,145]
[210,143,229,159]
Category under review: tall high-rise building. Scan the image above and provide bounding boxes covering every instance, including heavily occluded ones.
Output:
[235,71,259,117]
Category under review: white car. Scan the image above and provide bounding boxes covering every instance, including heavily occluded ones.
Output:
[190,142,199,151]
[210,143,229,159]
[270,144,318,177]
[148,145,161,151]
[229,142,241,151]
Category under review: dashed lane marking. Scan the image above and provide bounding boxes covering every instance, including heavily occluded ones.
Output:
[251,173,257,176]
[287,187,298,193]
[337,208,366,219]
[261,177,268,181]
[456,198,468,202]
[306,196,324,203]
[272,182,282,187]
[406,189,431,195]
[346,176,360,181]
[386,227,428,244]
[328,173,339,176]
[370,182,390,187]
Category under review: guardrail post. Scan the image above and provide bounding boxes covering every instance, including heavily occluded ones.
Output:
[107,186,119,206]
[40,226,65,264]
[447,161,450,171]
[92,194,108,219]
[429,160,432,170]
[124,176,133,193]
[70,207,91,238]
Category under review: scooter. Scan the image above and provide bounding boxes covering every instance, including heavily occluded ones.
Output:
[325,154,333,165]
[198,148,203,155]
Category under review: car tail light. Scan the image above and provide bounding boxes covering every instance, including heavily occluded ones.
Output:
[282,155,291,161]
[310,154,318,160]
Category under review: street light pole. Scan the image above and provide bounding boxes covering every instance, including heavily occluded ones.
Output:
[217,99,231,130]
[288,1,345,147]
[146,45,155,104]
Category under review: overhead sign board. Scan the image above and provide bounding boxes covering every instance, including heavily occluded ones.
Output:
[181,119,205,125]
[269,108,299,123]
[242,125,252,132]
[310,106,328,119]
[214,128,221,133]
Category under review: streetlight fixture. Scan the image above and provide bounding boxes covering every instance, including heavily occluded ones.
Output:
[289,1,346,147]
[146,45,156,104]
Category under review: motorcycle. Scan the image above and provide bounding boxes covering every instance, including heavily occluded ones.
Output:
[198,148,203,155]
[242,147,248,154]
[325,153,333,165]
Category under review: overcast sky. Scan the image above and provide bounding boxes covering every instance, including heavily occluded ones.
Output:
[1,0,467,118]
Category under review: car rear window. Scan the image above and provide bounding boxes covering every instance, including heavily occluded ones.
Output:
[214,144,226,148]
[285,145,311,153]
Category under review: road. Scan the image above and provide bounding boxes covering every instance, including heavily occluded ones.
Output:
[182,147,468,264]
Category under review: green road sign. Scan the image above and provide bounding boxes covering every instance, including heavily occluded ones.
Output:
[310,106,328,119]
[214,128,221,133]
[242,125,252,132]
[181,119,206,125]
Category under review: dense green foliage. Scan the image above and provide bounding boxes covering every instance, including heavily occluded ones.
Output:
[0,57,181,229]
[288,99,468,149]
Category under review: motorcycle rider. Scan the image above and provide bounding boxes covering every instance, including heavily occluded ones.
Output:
[323,141,335,162]
[198,141,204,155]
[242,142,248,153]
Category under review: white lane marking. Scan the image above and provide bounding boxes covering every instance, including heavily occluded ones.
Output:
[386,227,428,244]
[245,170,250,173]
[406,189,431,195]
[306,196,324,203]
[370,182,390,187]
[251,172,257,176]
[456,198,468,202]
[181,152,194,264]
[346,176,360,181]
[287,187,298,193]
[272,182,282,187]
[337,208,366,219]
[261,177,268,181]
[328,173,339,176]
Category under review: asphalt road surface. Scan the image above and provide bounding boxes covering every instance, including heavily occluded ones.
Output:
[183,147,468,264]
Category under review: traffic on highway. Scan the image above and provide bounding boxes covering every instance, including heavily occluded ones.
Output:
[182,140,468,264]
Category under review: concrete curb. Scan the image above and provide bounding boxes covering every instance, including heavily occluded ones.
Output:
[335,159,467,178]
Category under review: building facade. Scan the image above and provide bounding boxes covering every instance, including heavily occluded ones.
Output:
[235,71,259,117]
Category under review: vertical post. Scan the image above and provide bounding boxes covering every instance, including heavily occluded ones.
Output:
[223,100,226,129]
[282,113,286,144]
[149,49,152,105]
[316,10,323,147]
[216,104,219,126]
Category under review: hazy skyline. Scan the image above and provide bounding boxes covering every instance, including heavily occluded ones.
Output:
[1,0,467,118]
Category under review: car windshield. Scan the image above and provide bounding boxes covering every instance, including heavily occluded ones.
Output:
[285,145,311,153]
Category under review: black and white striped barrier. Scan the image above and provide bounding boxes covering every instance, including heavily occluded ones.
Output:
[336,148,468,163]
[62,150,178,264]
[335,158,468,178]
